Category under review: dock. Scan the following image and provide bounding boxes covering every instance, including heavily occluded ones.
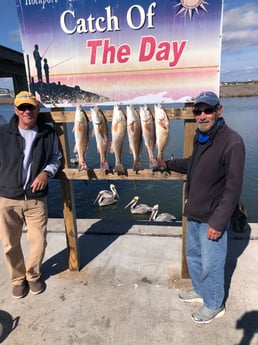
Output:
[0,219,258,344]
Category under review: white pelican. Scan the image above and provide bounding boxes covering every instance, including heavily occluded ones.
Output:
[149,204,176,222]
[94,184,119,206]
[124,196,152,214]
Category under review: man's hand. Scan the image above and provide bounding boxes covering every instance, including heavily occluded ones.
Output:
[157,159,167,169]
[207,226,222,241]
[152,159,168,172]
[31,171,48,193]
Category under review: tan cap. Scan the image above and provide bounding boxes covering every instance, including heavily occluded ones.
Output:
[14,91,38,107]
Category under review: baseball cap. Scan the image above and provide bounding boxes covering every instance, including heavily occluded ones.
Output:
[14,91,38,108]
[193,91,220,106]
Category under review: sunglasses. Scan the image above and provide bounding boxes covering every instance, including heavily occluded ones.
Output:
[192,107,216,116]
[17,104,37,111]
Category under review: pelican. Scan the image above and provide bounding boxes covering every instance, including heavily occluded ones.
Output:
[149,204,176,222]
[124,196,152,214]
[94,184,119,206]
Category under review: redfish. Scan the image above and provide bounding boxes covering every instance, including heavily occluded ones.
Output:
[139,104,157,168]
[126,105,142,172]
[73,105,89,171]
[110,104,127,175]
[91,106,110,171]
[154,103,170,160]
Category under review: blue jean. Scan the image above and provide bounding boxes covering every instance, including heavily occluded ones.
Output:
[186,220,228,310]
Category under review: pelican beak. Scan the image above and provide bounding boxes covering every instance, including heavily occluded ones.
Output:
[124,198,134,209]
[93,193,101,204]
[149,206,156,221]
[114,190,119,199]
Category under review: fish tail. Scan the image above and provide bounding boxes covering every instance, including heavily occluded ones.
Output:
[78,161,88,171]
[157,151,164,160]
[133,160,143,172]
[115,162,126,175]
[149,158,158,169]
[100,160,110,172]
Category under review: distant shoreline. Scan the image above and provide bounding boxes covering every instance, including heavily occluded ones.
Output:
[0,96,14,105]
[1,82,258,105]
[220,82,258,98]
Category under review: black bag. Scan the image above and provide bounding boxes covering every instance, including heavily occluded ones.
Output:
[230,201,248,233]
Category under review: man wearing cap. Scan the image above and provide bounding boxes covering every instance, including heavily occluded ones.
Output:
[0,91,62,299]
[157,91,245,323]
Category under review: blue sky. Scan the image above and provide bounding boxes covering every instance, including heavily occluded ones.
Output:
[0,0,257,89]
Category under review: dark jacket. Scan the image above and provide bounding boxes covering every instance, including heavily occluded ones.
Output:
[0,114,56,199]
[166,119,245,231]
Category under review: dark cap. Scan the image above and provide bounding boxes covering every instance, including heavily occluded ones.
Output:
[193,91,220,106]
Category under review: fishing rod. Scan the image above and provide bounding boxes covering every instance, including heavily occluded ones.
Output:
[49,57,74,70]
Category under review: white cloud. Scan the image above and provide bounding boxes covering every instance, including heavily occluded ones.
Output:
[222,3,258,51]
[223,29,258,49]
[0,78,13,90]
[9,29,22,43]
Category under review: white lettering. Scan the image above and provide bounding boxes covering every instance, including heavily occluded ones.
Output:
[60,7,120,35]
[25,0,58,10]
[60,10,77,35]
[126,3,156,30]
[127,5,146,30]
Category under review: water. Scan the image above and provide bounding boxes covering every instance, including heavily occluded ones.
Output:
[1,97,258,222]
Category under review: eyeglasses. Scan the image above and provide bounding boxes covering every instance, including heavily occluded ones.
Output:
[17,104,37,111]
[192,107,216,116]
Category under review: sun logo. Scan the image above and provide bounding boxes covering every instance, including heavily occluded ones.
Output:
[175,0,208,19]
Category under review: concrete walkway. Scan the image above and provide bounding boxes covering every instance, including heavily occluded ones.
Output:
[0,219,258,345]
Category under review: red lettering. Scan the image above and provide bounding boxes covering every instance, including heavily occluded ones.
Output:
[117,45,130,63]
[87,39,130,65]
[138,36,156,62]
[169,41,187,67]
[86,39,103,64]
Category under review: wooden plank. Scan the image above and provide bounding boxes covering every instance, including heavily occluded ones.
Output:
[56,168,186,181]
[60,179,80,271]
[39,103,195,123]
[53,121,80,271]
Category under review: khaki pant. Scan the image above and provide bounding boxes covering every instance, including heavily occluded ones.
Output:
[0,197,47,285]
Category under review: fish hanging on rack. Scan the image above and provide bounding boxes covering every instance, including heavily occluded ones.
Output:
[126,104,142,172]
[91,106,110,171]
[73,105,90,171]
[154,103,170,161]
[139,104,157,168]
[110,104,127,175]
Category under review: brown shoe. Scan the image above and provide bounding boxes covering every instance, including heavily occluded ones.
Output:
[28,279,45,295]
[12,281,29,299]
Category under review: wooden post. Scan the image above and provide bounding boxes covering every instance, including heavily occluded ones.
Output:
[53,118,80,271]
[48,106,194,274]
[60,178,80,271]
[181,118,196,279]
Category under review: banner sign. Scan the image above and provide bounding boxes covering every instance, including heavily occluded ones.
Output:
[16,0,223,107]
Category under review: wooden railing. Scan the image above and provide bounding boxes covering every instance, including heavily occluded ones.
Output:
[42,103,196,278]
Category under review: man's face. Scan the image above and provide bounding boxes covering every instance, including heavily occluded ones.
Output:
[15,103,39,129]
[193,102,222,132]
